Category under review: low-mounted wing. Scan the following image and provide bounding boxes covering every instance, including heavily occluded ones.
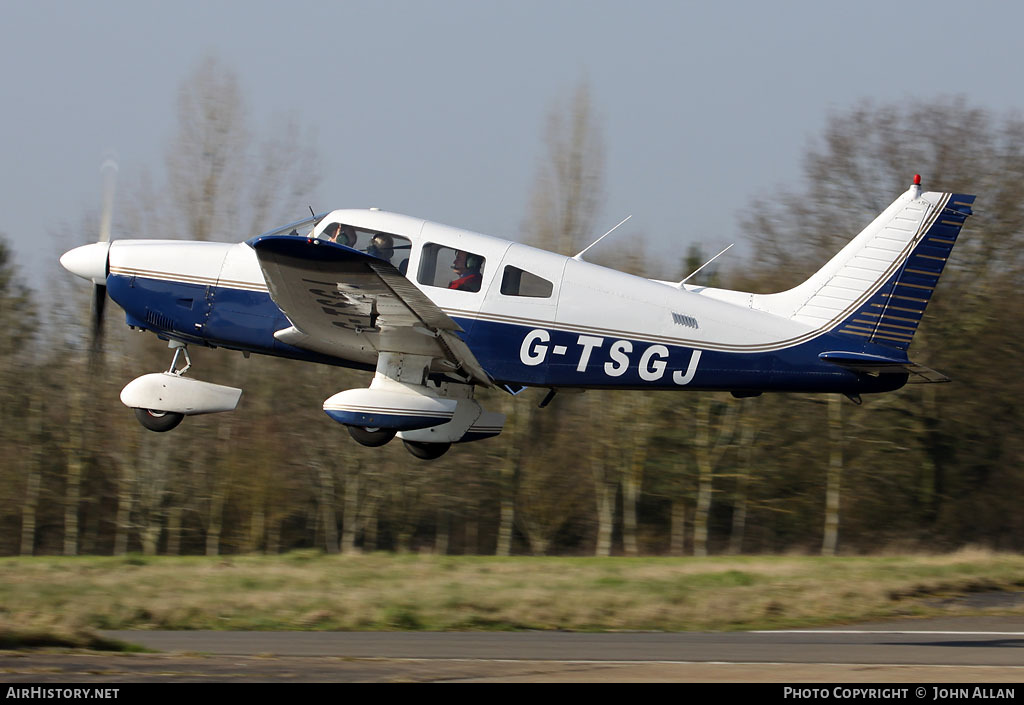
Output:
[252,235,491,385]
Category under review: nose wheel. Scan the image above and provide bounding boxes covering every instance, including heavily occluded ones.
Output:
[131,343,193,432]
[121,341,242,433]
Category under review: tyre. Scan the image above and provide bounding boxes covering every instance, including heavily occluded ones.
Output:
[402,440,451,460]
[347,425,396,447]
[134,408,185,432]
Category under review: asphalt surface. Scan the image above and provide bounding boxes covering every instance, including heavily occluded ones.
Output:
[2,618,1022,682]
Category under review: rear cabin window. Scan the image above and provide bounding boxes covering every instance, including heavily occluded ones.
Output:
[500,265,553,298]
[418,244,486,293]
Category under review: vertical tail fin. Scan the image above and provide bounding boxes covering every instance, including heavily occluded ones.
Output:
[753,177,974,351]
[830,190,974,350]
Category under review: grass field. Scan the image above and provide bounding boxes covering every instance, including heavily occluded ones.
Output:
[1,549,1022,648]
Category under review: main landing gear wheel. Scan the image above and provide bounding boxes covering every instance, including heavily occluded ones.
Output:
[347,426,396,447]
[134,408,185,433]
[403,440,451,460]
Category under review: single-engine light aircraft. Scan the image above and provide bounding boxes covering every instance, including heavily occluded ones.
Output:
[60,175,974,460]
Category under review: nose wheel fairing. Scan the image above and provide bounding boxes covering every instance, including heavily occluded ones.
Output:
[120,372,243,416]
[121,342,243,432]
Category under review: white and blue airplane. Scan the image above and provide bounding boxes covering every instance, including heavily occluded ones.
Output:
[60,175,974,459]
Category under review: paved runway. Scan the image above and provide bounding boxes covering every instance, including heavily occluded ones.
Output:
[3,618,1022,682]
[99,617,1024,666]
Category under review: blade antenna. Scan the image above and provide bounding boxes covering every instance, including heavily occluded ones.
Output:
[678,243,733,287]
[573,215,632,261]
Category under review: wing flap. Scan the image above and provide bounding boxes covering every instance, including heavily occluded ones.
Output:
[367,261,461,332]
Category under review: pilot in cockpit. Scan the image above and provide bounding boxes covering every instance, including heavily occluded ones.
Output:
[324,223,356,247]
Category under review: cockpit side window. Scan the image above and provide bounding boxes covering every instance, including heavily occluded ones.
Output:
[500,265,553,298]
[418,243,486,292]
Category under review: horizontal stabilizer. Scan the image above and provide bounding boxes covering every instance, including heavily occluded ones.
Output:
[819,351,949,384]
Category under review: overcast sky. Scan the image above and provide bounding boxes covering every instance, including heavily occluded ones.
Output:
[4,0,1022,286]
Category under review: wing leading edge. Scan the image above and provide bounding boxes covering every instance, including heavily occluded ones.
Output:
[251,235,492,386]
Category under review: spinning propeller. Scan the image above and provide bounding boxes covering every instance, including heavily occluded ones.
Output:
[60,157,118,360]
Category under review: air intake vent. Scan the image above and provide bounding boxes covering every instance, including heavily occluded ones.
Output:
[672,312,699,329]
[145,309,174,331]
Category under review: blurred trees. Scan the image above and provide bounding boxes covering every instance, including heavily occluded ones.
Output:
[0,236,39,555]
[515,79,608,556]
[742,98,1024,552]
[524,80,604,256]
[164,56,320,243]
[3,92,1023,557]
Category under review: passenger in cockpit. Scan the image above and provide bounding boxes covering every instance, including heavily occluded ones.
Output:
[449,250,483,292]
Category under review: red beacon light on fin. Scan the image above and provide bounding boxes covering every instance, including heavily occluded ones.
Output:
[910,174,922,198]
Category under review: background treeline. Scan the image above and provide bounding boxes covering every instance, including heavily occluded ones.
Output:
[1,62,1022,557]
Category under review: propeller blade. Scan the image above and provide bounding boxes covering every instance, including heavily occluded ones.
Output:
[83,156,116,366]
[90,283,107,356]
[98,157,118,243]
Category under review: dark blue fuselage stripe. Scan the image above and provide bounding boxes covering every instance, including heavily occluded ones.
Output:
[324,410,450,430]
[107,273,908,395]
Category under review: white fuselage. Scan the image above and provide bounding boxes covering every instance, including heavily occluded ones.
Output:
[97,208,904,395]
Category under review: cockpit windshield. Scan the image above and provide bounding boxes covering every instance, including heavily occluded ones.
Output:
[257,213,326,239]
